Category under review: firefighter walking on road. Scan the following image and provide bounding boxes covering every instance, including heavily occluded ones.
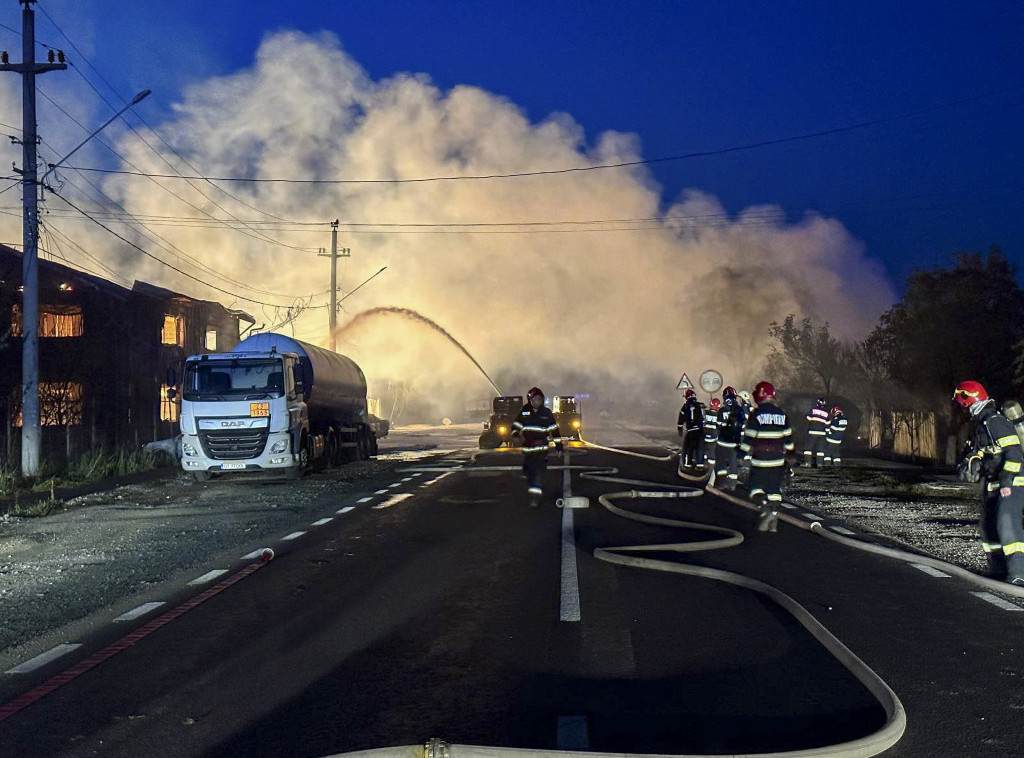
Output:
[741,381,795,532]
[803,397,830,467]
[824,405,848,465]
[512,387,563,507]
[954,381,1024,585]
[714,387,747,488]
[677,389,705,467]
[703,398,721,469]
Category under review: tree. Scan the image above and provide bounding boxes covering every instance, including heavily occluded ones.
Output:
[870,247,1024,404]
[764,315,847,396]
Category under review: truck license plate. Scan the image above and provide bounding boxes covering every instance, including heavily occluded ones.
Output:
[220,462,246,470]
[250,402,270,417]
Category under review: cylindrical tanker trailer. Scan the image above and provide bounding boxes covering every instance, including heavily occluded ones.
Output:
[176,332,388,481]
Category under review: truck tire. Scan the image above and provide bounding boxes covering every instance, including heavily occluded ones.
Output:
[357,427,372,461]
[287,433,311,479]
[192,471,211,482]
[325,430,339,468]
[478,431,498,449]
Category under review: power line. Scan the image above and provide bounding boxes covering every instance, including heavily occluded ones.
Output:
[48,188,316,309]
[62,83,1024,185]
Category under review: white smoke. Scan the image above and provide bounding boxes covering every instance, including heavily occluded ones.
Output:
[1,30,896,421]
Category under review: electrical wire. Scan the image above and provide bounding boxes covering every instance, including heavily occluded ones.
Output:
[47,187,315,309]
[62,83,1024,185]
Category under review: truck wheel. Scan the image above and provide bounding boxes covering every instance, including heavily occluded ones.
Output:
[357,428,371,460]
[288,434,310,478]
[478,431,498,449]
[325,431,339,468]
[192,471,211,482]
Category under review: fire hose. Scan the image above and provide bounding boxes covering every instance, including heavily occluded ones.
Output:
[375,442,909,758]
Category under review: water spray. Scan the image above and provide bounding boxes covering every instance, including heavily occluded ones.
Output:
[334,307,502,395]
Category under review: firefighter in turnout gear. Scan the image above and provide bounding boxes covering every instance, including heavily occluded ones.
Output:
[677,389,705,467]
[803,397,830,467]
[741,381,795,532]
[715,387,747,488]
[703,398,721,469]
[823,405,848,465]
[954,381,1024,585]
[512,387,563,507]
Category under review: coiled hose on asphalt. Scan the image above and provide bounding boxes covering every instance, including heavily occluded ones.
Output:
[373,441,909,758]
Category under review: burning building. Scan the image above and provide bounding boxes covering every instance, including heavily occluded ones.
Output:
[0,244,253,462]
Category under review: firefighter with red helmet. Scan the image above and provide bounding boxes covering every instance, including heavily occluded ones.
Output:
[803,397,830,467]
[741,381,795,532]
[512,387,562,506]
[703,398,721,469]
[823,405,848,465]
[954,381,1024,585]
[714,386,747,488]
[677,388,705,467]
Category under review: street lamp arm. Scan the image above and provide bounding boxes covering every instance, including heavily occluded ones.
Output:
[40,89,151,185]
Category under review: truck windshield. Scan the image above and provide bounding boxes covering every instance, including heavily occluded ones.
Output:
[183,359,286,400]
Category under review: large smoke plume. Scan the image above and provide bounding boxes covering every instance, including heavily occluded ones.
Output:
[0,30,895,423]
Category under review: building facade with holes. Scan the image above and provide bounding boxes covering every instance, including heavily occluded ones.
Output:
[0,244,254,463]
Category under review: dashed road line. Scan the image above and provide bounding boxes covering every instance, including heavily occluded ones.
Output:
[912,564,951,578]
[830,526,856,535]
[972,591,1023,611]
[373,493,415,510]
[240,547,272,560]
[780,502,797,509]
[311,517,333,526]
[560,506,581,622]
[5,644,82,675]
[337,506,356,514]
[802,512,823,521]
[114,602,165,622]
[282,531,306,541]
[373,489,389,495]
[357,496,373,504]
[188,569,228,586]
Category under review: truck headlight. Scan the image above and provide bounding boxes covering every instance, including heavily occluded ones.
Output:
[270,440,288,454]
[498,425,508,435]
[183,443,198,457]
[571,420,580,428]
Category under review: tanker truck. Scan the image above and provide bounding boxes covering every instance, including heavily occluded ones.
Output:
[176,333,388,481]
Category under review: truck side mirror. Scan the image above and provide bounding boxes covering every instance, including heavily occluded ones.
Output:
[166,367,177,387]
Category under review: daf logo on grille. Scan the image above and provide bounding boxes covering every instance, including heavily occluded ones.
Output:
[221,420,247,428]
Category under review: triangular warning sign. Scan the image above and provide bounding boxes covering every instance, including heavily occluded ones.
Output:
[676,373,693,390]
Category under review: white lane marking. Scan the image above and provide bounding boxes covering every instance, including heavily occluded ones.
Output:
[337,506,356,514]
[972,591,1023,611]
[830,526,856,535]
[188,569,228,586]
[912,563,951,578]
[114,602,166,622]
[5,644,82,674]
[387,482,403,489]
[373,493,415,510]
[422,472,454,487]
[556,715,589,750]
[401,477,415,483]
[240,547,272,560]
[282,531,306,541]
[311,517,334,526]
[374,489,389,495]
[802,512,823,521]
[357,496,373,504]
[560,506,581,622]
[780,502,797,509]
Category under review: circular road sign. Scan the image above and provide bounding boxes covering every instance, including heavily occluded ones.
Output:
[699,369,724,394]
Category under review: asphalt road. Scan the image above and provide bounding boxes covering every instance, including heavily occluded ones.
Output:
[1,430,1023,757]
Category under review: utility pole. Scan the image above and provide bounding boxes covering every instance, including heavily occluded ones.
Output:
[0,0,66,477]
[317,219,350,352]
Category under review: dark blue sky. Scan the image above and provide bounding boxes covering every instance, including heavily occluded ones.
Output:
[9,0,1024,290]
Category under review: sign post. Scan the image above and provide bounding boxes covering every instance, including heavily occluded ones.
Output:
[699,369,724,404]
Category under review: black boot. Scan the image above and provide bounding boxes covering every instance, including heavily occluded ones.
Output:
[986,552,1008,581]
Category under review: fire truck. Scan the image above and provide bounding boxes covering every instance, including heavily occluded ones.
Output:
[478,395,524,449]
[553,395,582,440]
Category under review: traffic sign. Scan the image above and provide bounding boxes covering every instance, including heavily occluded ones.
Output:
[699,369,724,394]
[676,373,693,391]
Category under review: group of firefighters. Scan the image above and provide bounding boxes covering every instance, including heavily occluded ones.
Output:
[504,379,1024,587]
[677,384,848,531]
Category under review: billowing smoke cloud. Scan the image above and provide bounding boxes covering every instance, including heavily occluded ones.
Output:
[1,30,896,423]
